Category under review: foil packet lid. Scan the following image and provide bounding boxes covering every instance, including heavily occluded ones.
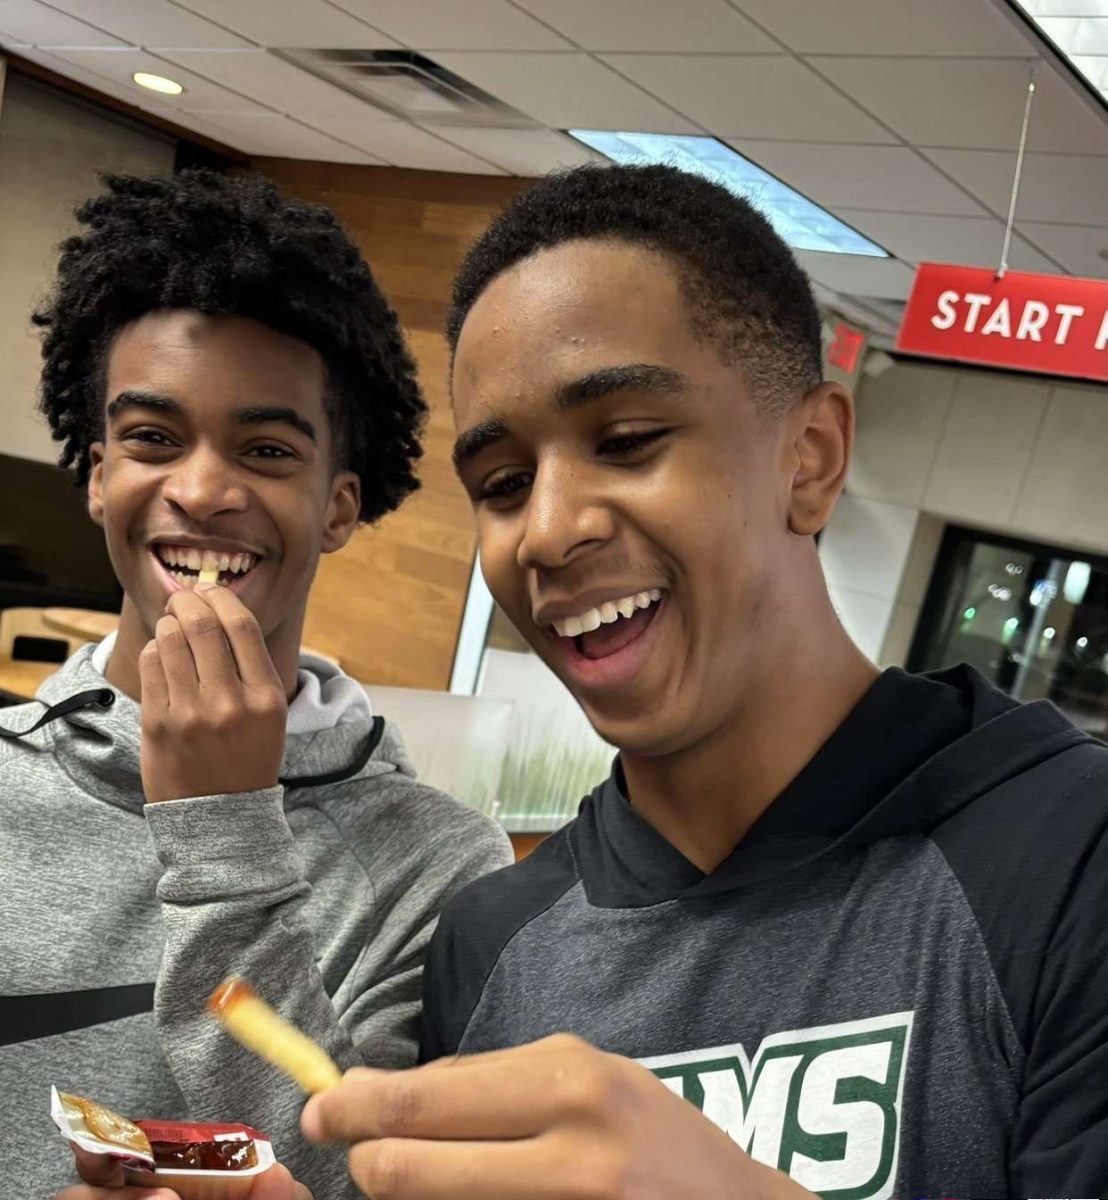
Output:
[50,1086,155,1170]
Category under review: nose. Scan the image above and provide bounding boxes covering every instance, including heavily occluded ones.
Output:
[161,445,249,523]
[517,456,614,571]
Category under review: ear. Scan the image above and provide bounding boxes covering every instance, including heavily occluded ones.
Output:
[787,381,853,537]
[87,443,106,528]
[321,470,361,554]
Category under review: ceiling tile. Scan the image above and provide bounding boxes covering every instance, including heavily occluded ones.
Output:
[157,49,399,126]
[0,0,124,47]
[732,0,1033,56]
[431,126,605,174]
[922,148,1108,225]
[197,110,384,162]
[6,45,157,107]
[340,122,506,172]
[604,54,897,142]
[1017,222,1108,278]
[336,0,571,51]
[8,46,248,151]
[431,51,696,132]
[731,140,986,216]
[171,0,397,49]
[44,46,269,111]
[514,0,780,53]
[809,56,1108,155]
[44,0,250,48]
[832,210,1063,273]
[795,252,917,301]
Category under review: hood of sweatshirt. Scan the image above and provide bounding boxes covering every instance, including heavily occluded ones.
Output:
[573,665,1094,905]
[0,641,414,814]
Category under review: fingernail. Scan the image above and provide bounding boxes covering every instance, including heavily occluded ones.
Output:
[195,581,216,593]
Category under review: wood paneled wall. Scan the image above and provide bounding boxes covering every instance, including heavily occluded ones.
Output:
[254,160,530,688]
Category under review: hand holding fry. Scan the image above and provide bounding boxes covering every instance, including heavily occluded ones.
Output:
[300,1034,814,1200]
[139,584,287,804]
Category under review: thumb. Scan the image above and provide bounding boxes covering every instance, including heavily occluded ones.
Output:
[73,1147,126,1186]
[249,1163,313,1200]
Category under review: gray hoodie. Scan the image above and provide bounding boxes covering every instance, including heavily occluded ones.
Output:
[0,643,512,1197]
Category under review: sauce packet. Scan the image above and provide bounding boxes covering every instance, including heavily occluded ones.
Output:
[50,1086,276,1200]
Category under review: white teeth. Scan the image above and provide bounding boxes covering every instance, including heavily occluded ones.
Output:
[156,546,258,575]
[550,589,665,638]
[579,608,603,634]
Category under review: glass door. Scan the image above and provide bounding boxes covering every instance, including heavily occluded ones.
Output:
[910,527,1108,739]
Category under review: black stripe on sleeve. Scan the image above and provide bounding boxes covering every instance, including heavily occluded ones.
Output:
[0,982,155,1046]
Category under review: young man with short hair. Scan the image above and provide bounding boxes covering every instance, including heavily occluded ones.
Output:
[306,165,1108,1198]
[0,170,511,1199]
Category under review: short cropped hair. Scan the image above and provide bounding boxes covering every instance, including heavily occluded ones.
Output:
[447,163,823,413]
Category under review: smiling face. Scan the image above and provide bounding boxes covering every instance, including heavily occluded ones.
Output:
[453,239,846,756]
[88,310,359,676]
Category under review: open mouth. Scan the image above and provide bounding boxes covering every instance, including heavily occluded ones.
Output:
[550,588,664,661]
[152,544,260,590]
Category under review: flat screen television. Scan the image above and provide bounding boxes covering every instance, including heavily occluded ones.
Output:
[0,451,122,614]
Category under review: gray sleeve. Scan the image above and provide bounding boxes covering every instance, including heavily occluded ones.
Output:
[145,784,513,1199]
[146,787,361,1199]
[327,788,515,1075]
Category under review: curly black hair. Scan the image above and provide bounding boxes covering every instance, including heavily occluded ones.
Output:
[34,169,425,523]
[447,163,822,414]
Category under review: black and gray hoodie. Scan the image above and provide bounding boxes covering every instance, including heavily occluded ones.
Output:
[422,666,1108,1198]
[0,643,512,1197]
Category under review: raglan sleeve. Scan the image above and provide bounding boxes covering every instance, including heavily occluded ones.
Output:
[1009,817,1108,1194]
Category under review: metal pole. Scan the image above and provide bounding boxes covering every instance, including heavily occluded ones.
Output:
[998,67,1037,280]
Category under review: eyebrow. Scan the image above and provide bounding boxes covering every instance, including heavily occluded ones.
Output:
[106,391,316,442]
[233,406,316,442]
[451,363,690,471]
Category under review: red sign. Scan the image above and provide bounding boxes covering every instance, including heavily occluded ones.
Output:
[827,322,865,374]
[896,263,1108,383]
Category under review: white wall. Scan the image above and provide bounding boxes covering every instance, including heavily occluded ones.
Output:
[0,70,175,463]
[821,357,1108,665]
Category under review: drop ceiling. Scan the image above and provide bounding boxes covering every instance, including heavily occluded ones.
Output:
[2,0,1107,332]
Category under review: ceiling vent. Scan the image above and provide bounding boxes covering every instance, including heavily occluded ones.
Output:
[277,49,536,128]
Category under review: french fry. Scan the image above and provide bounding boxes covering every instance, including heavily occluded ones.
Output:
[198,565,220,585]
[209,978,342,1094]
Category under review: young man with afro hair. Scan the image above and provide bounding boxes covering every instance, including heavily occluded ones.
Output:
[304,165,1108,1198]
[0,169,510,1199]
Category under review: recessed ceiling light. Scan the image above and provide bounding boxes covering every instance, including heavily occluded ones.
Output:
[132,72,184,96]
[568,130,887,258]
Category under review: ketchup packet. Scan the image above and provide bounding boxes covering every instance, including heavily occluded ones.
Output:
[51,1087,276,1200]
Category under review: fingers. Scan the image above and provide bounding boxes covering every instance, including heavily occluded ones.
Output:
[194,583,283,692]
[73,1147,125,1186]
[57,1187,180,1200]
[154,614,199,704]
[346,1137,560,1200]
[138,638,169,716]
[248,1163,314,1200]
[164,590,238,693]
[303,1040,605,1145]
